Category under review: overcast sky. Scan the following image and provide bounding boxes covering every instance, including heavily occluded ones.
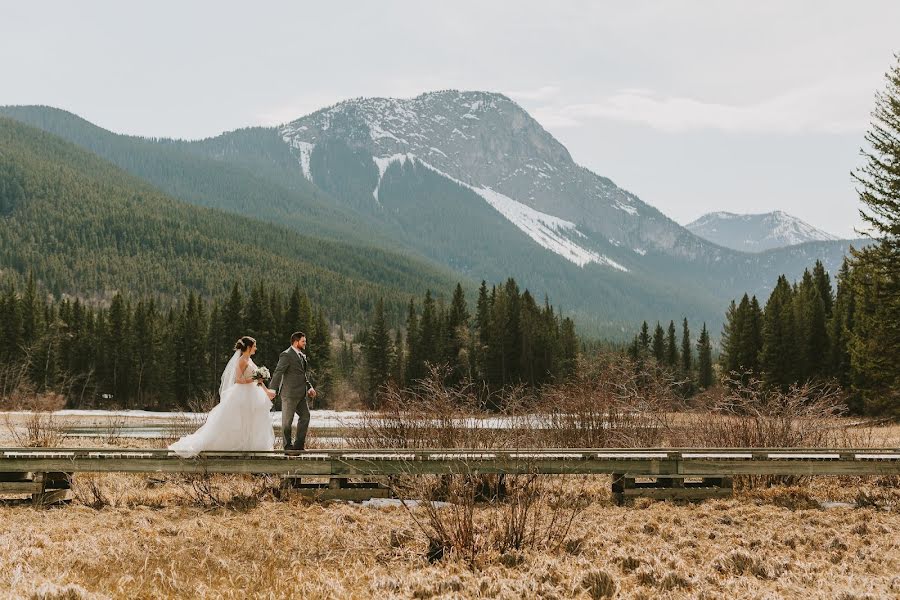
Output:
[3,1,898,237]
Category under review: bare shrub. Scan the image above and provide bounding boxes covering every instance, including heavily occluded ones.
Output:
[396,468,587,568]
[347,367,533,450]
[3,404,66,448]
[178,472,277,510]
[71,474,113,509]
[690,374,847,449]
[540,353,679,448]
[161,391,217,443]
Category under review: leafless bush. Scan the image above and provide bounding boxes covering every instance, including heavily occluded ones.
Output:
[71,474,113,509]
[540,354,679,448]
[395,468,587,568]
[160,392,217,443]
[688,375,849,487]
[0,361,33,406]
[178,472,277,510]
[3,401,67,448]
[347,367,533,450]
[689,375,847,448]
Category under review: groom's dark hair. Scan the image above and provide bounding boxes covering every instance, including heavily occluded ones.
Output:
[291,331,306,343]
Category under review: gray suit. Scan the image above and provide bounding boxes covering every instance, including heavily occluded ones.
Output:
[270,347,313,450]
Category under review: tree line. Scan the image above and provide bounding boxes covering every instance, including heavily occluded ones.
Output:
[359,278,579,407]
[719,54,900,416]
[625,317,714,396]
[0,277,331,410]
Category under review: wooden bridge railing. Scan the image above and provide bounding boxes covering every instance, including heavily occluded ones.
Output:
[2,447,898,503]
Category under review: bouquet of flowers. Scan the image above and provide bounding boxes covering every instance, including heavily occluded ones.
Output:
[251,366,271,382]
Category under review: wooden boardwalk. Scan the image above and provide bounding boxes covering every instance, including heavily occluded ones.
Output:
[2,447,898,502]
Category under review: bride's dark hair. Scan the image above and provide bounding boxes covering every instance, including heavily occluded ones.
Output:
[234,336,256,352]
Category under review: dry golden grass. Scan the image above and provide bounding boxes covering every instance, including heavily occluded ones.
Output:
[1,409,899,599]
[1,474,899,599]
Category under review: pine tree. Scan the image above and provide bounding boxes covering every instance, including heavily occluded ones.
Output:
[444,283,470,385]
[390,327,404,385]
[829,259,855,390]
[638,321,651,352]
[221,283,244,349]
[652,322,665,363]
[720,299,743,376]
[404,299,423,385]
[852,53,900,263]
[847,54,900,415]
[680,318,692,374]
[665,320,679,368]
[697,323,714,389]
[362,298,392,406]
[760,276,797,389]
[473,281,491,384]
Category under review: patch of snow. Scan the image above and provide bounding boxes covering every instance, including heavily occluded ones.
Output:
[475,186,628,271]
[633,248,647,256]
[280,134,315,181]
[462,113,480,120]
[428,146,448,157]
[372,154,414,201]
[613,200,638,216]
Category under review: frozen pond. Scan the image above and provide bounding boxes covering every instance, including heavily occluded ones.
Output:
[4,409,558,439]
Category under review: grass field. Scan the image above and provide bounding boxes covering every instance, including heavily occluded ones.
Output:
[1,414,898,599]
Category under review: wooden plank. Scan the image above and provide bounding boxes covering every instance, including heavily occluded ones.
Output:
[291,487,391,501]
[680,459,900,476]
[0,482,43,493]
[622,487,732,500]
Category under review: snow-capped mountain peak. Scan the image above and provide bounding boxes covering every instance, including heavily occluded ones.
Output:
[278,90,693,270]
[685,211,839,252]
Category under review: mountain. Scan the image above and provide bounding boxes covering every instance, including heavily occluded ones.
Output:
[686,210,840,252]
[0,116,457,323]
[0,96,869,337]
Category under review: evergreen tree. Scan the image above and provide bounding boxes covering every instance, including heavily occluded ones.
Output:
[847,54,900,415]
[221,283,244,349]
[362,298,392,406]
[680,318,692,374]
[473,281,491,384]
[697,323,714,389]
[444,283,470,385]
[829,259,855,390]
[760,276,797,389]
[638,321,651,352]
[651,322,665,363]
[665,320,679,368]
[404,299,423,385]
[390,327,404,385]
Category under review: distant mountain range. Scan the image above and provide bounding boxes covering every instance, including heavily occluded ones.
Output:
[686,210,840,252]
[0,94,869,338]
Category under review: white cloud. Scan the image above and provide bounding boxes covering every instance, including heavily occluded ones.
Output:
[533,77,878,134]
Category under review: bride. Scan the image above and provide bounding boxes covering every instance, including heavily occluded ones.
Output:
[169,336,277,457]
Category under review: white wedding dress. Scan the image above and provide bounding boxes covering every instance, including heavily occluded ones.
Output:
[169,351,275,457]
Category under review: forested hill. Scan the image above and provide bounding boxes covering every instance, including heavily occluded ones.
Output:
[0,117,458,324]
[0,105,394,249]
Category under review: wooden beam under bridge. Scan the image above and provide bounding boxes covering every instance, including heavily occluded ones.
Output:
[2,447,899,478]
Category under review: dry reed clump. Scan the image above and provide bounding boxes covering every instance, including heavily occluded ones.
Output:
[350,355,680,451]
[394,471,589,568]
[687,376,855,488]
[347,368,534,450]
[581,569,618,598]
[689,375,848,448]
[541,353,679,448]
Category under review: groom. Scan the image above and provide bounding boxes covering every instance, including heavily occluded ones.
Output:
[269,331,317,451]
